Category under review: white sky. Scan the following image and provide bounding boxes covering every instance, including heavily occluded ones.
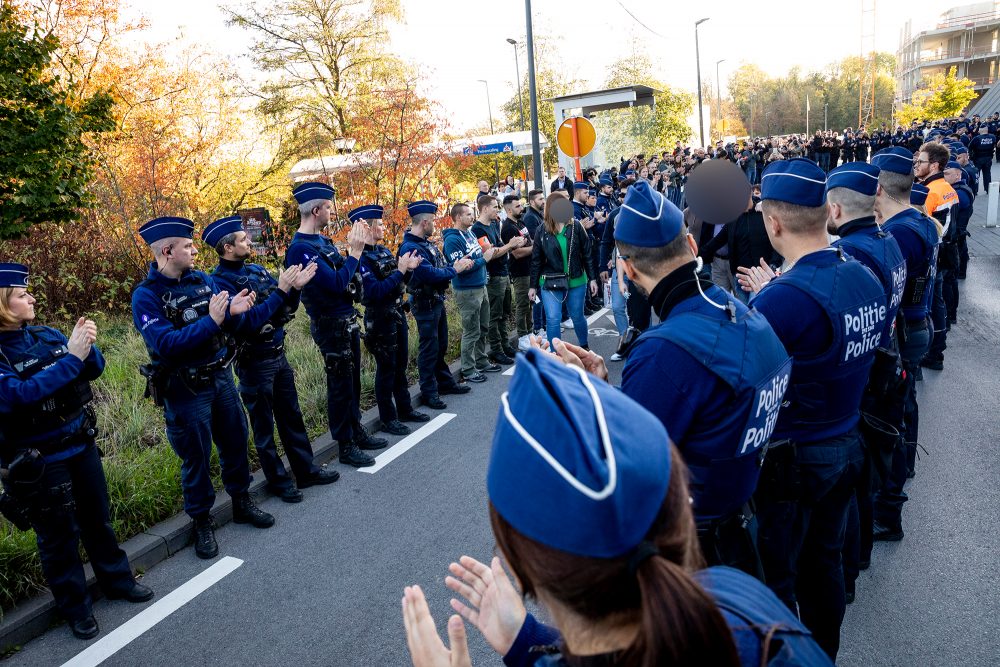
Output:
[133,0,961,132]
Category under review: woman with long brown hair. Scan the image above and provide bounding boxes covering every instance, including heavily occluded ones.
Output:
[401,350,831,667]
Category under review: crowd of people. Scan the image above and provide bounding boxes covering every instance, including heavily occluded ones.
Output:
[0,112,981,664]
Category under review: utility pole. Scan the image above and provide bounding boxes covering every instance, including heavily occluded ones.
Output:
[695,18,710,149]
[716,58,726,141]
[525,0,544,190]
[478,79,501,189]
[506,38,530,182]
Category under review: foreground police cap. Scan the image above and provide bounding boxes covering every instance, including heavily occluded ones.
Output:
[487,350,671,558]
[0,263,29,288]
[910,183,930,206]
[599,175,614,187]
[826,162,881,196]
[138,217,195,245]
[407,200,437,218]
[614,180,683,248]
[871,147,914,175]
[292,182,335,205]
[684,159,752,224]
[348,205,384,223]
[201,215,244,248]
[573,180,589,190]
[760,158,827,207]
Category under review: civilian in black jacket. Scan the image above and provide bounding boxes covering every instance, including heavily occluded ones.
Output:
[550,166,574,198]
[699,196,780,304]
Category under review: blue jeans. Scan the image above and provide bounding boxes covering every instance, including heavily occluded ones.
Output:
[541,284,588,347]
[163,369,252,518]
[609,269,629,336]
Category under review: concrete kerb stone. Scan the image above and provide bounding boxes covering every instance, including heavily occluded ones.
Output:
[0,352,473,652]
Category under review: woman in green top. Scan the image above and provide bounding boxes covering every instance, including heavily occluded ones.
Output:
[528,192,597,348]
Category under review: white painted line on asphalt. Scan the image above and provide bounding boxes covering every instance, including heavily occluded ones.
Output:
[60,557,243,667]
[502,308,611,377]
[360,413,457,474]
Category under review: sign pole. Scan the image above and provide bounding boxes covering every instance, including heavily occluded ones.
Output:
[570,118,583,180]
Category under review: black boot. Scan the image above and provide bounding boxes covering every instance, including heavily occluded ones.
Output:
[339,442,376,467]
[70,615,100,640]
[232,493,275,528]
[354,426,388,450]
[192,515,218,559]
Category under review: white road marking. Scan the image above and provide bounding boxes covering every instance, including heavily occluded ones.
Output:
[360,413,457,473]
[60,557,244,667]
[503,308,611,376]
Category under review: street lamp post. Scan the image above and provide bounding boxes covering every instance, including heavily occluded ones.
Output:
[477,79,501,189]
[716,58,726,142]
[695,18,710,149]
[506,38,530,183]
[524,0,544,190]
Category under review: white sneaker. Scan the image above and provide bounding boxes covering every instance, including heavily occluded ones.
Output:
[517,334,532,351]
[562,319,574,329]
[609,352,623,361]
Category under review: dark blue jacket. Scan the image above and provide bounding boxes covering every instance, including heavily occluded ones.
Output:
[623,266,791,520]
[0,326,104,453]
[441,228,487,290]
[211,258,297,352]
[398,231,456,298]
[285,231,360,320]
[359,244,409,306]
[882,208,939,323]
[969,133,997,159]
[752,248,886,443]
[833,217,906,343]
[502,566,832,667]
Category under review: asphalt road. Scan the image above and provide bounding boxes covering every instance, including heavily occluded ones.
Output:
[6,256,999,666]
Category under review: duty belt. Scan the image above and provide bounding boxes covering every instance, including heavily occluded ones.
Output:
[238,345,284,362]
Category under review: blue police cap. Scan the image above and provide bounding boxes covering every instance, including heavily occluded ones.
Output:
[573,180,589,190]
[759,158,827,207]
[407,200,437,218]
[946,160,963,171]
[625,170,636,177]
[348,205,384,222]
[292,182,335,205]
[599,175,614,187]
[201,215,244,248]
[487,350,671,558]
[956,145,969,156]
[588,189,597,197]
[614,180,683,248]
[138,217,195,245]
[871,147,914,175]
[826,162,881,196]
[0,263,29,288]
[910,183,929,206]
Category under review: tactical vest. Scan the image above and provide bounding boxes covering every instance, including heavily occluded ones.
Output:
[0,327,93,442]
[360,246,404,306]
[765,250,886,442]
[884,210,939,322]
[137,273,225,366]
[213,263,294,345]
[834,224,907,343]
[953,183,976,236]
[635,286,792,519]
[407,238,449,298]
[291,237,363,317]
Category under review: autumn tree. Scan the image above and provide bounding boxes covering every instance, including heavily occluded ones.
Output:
[0,3,113,238]
[897,66,977,126]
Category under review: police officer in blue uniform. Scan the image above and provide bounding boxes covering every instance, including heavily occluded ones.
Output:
[203,216,340,503]
[870,149,938,541]
[398,200,474,410]
[401,350,832,667]
[742,158,886,660]
[825,162,907,601]
[284,182,387,469]
[946,161,976,282]
[0,264,153,640]
[132,217,276,560]
[604,180,792,578]
[352,204,430,435]
[968,124,996,192]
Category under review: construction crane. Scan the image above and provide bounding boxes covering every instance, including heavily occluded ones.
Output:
[859,0,877,127]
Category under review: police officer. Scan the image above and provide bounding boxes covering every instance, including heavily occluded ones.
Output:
[0,264,153,640]
[968,125,996,193]
[739,158,886,660]
[284,183,387,469]
[825,162,907,602]
[353,204,430,435]
[945,161,976,281]
[132,217,275,560]
[204,216,340,503]
[598,181,791,578]
[869,148,937,542]
[398,200,474,410]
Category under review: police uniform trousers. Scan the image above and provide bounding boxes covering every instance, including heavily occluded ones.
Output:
[15,441,134,622]
[874,320,931,531]
[311,317,364,445]
[926,272,949,365]
[235,350,321,490]
[163,369,252,518]
[754,431,865,660]
[364,306,415,423]
[624,278,652,332]
[975,156,992,192]
[412,297,460,399]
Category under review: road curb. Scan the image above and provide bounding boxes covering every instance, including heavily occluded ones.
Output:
[0,352,475,651]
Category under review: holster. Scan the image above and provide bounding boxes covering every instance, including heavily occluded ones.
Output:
[324,350,354,380]
[140,363,168,407]
[756,440,801,502]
